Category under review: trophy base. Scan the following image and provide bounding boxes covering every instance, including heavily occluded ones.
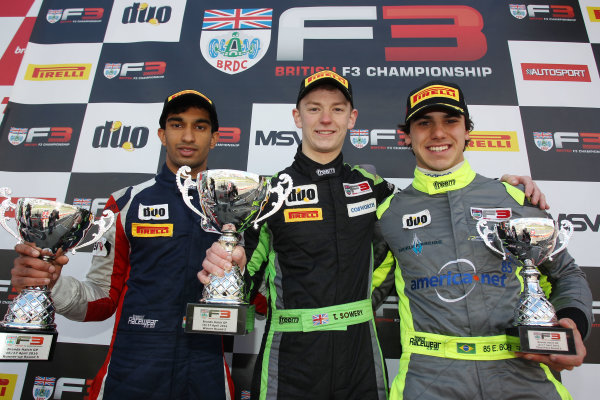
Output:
[184,302,255,335]
[506,325,576,355]
[0,326,57,361]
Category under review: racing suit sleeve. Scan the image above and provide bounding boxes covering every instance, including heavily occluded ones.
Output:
[243,222,271,313]
[371,222,396,309]
[50,195,130,322]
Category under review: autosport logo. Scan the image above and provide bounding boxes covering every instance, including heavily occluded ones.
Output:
[410,259,508,302]
[521,63,590,82]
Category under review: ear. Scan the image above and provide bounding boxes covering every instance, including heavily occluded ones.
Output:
[347,108,358,129]
[209,130,220,149]
[404,133,412,146]
[292,108,302,129]
[157,128,166,146]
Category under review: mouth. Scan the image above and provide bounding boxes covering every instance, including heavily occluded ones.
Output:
[315,130,335,136]
[427,145,450,153]
[177,146,197,157]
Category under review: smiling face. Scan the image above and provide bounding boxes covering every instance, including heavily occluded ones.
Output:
[406,110,470,171]
[157,106,219,176]
[292,86,357,165]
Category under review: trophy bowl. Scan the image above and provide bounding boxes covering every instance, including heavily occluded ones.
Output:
[177,167,292,334]
[477,217,576,354]
[0,188,114,360]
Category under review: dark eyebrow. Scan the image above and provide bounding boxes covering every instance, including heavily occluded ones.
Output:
[166,116,211,125]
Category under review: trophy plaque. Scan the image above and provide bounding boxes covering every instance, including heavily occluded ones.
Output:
[177,167,292,335]
[0,188,114,360]
[477,217,576,354]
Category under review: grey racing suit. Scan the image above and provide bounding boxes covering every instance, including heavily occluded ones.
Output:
[375,161,593,400]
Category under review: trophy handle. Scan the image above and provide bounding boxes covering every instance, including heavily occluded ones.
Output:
[548,219,574,261]
[0,187,21,243]
[252,173,293,229]
[176,166,210,225]
[476,219,507,260]
[71,210,115,254]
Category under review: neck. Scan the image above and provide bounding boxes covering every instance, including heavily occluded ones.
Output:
[301,148,341,165]
[417,161,465,177]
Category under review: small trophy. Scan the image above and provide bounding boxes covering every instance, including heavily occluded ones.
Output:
[0,188,114,360]
[477,217,576,354]
[177,167,292,335]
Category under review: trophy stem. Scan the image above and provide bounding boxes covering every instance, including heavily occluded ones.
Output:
[515,260,557,327]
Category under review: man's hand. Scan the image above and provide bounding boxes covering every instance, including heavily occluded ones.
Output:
[198,242,247,285]
[515,318,586,372]
[11,243,69,291]
[501,174,549,210]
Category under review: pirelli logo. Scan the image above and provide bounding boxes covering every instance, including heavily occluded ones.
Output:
[587,7,600,22]
[25,64,92,81]
[410,84,458,108]
[284,208,323,223]
[466,131,519,152]
[132,223,173,237]
[305,71,348,88]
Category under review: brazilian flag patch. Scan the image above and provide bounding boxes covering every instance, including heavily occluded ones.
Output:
[457,343,476,354]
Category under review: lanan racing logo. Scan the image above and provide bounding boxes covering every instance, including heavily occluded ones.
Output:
[410,259,508,303]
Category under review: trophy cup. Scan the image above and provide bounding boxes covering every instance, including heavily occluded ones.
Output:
[176,167,292,335]
[0,188,114,360]
[477,217,576,354]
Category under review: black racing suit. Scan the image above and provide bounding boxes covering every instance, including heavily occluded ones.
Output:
[244,146,395,400]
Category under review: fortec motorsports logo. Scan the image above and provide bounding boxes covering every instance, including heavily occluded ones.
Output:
[410,259,508,302]
[522,63,591,82]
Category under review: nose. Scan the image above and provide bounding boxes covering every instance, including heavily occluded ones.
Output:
[181,125,195,142]
[430,122,446,139]
[320,109,332,124]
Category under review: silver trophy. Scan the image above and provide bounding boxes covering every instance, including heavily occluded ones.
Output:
[477,217,576,354]
[0,187,114,360]
[177,167,292,335]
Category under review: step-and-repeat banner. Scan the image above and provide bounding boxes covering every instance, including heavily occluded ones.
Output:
[1,0,599,399]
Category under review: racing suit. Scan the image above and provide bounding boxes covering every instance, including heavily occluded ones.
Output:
[375,161,593,400]
[51,164,233,400]
[244,146,394,400]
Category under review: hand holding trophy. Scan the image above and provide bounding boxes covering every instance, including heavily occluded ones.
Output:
[177,167,292,335]
[0,188,114,360]
[477,217,576,355]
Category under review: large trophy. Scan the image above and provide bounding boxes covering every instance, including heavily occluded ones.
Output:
[477,217,576,354]
[0,188,114,360]
[177,167,292,335]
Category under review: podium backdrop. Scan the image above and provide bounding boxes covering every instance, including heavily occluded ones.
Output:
[1,1,599,399]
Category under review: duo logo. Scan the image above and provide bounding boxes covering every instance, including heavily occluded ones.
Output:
[410,258,508,303]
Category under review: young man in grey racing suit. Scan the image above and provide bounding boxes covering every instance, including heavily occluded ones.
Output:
[375,80,593,400]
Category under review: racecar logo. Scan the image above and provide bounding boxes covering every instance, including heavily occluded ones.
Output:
[138,203,169,220]
[343,181,372,197]
[410,84,459,108]
[402,210,431,229]
[286,185,318,206]
[284,208,322,222]
[470,208,512,221]
[25,64,91,81]
[131,223,173,237]
[410,258,508,303]
[521,63,590,82]
[347,198,376,217]
[200,8,272,74]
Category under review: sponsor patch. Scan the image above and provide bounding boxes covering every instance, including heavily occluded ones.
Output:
[410,84,459,108]
[128,314,158,328]
[402,210,431,229]
[315,167,335,177]
[347,198,376,217]
[312,313,329,326]
[305,70,348,88]
[343,181,372,197]
[138,203,169,220]
[131,223,173,237]
[285,184,318,206]
[92,237,111,257]
[284,208,322,222]
[457,343,476,354]
[470,207,512,221]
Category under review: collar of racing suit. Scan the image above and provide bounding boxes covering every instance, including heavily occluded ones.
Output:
[411,160,476,195]
[292,144,344,181]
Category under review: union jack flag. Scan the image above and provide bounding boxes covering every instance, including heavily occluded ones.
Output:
[34,377,56,386]
[203,9,273,30]
[241,390,251,400]
[312,313,329,326]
